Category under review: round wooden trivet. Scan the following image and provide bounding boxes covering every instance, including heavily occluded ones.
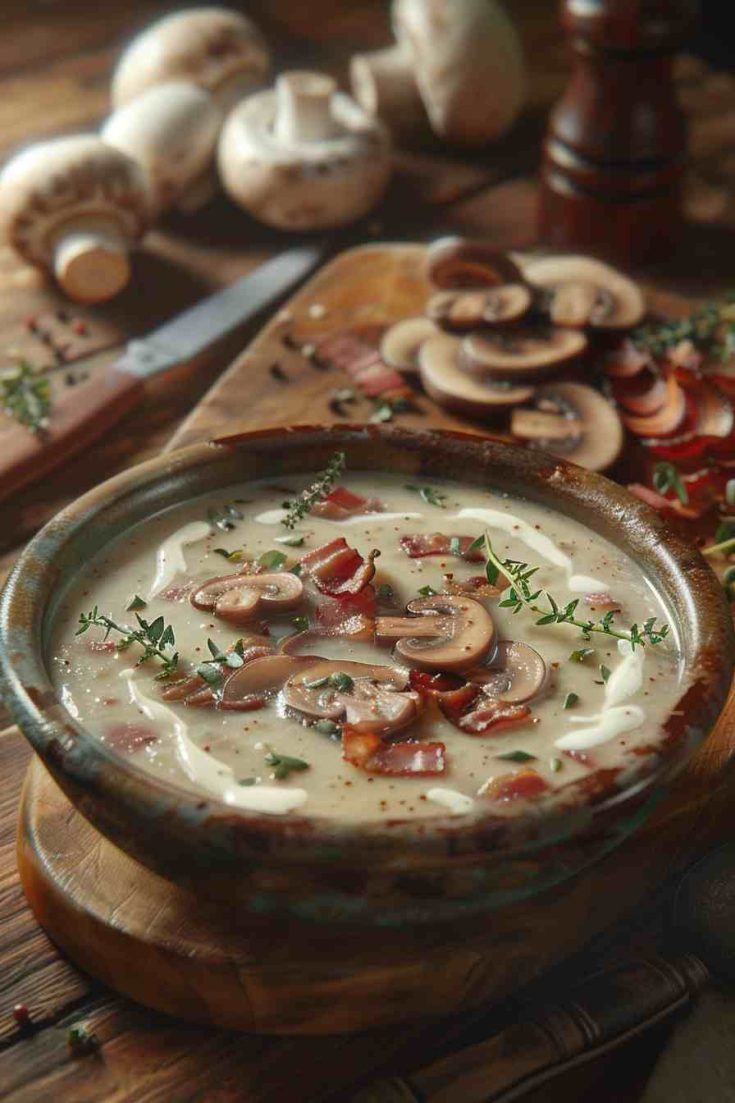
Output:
[16,743,735,1035]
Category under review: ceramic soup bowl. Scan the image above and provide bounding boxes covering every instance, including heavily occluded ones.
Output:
[1,424,732,926]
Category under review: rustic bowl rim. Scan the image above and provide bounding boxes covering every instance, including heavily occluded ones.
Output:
[1,423,733,869]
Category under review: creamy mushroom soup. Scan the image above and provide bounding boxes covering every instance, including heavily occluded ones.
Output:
[49,464,683,823]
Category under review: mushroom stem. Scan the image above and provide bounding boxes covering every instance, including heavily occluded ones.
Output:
[274,71,338,143]
[375,615,452,640]
[350,45,426,135]
[53,220,130,303]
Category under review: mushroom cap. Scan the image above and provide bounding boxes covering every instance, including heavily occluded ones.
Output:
[0,135,152,268]
[102,81,221,213]
[392,0,525,145]
[217,78,392,230]
[522,255,646,331]
[420,332,536,418]
[112,7,270,111]
[511,381,625,472]
[426,237,523,289]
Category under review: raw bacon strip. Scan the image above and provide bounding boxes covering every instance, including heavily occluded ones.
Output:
[408,670,465,694]
[627,483,705,520]
[316,331,410,399]
[480,769,550,802]
[400,533,485,562]
[342,727,446,776]
[300,537,378,598]
[312,486,383,520]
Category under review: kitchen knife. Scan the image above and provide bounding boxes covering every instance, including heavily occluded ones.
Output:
[0,243,325,503]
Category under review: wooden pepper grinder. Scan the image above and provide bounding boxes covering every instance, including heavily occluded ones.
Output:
[538,0,698,265]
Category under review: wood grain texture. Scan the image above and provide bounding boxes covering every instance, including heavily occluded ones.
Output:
[1,0,735,1099]
[13,243,735,1048]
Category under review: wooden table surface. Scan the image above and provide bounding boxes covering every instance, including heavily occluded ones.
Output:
[1,2,734,1100]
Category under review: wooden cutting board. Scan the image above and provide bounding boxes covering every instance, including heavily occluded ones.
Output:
[17,243,735,1038]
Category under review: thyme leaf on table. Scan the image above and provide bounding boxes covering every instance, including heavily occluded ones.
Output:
[76,607,179,677]
[482,534,670,651]
[1,360,51,433]
[281,451,346,529]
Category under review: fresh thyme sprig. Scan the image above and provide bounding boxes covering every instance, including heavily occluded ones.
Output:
[633,293,735,362]
[482,534,670,651]
[76,607,179,677]
[1,360,51,433]
[653,461,689,506]
[281,451,346,529]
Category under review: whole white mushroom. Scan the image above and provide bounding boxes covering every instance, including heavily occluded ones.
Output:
[103,81,222,214]
[0,135,152,303]
[351,0,525,146]
[218,71,392,231]
[112,7,270,112]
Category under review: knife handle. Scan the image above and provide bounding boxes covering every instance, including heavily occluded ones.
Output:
[0,353,143,504]
[348,953,709,1103]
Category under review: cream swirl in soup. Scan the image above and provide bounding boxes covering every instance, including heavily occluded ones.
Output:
[49,468,683,822]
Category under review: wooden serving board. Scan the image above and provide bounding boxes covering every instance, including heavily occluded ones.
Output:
[17,244,735,1039]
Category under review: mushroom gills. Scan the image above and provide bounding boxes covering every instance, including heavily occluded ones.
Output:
[426,285,531,331]
[375,594,496,674]
[460,327,588,381]
[511,382,624,472]
[523,256,645,331]
[419,332,535,419]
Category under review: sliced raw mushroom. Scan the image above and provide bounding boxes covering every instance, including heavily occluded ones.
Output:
[467,641,548,704]
[511,382,624,472]
[420,332,535,419]
[620,373,687,438]
[426,285,532,332]
[425,238,523,289]
[380,316,438,372]
[190,571,304,623]
[284,659,419,735]
[220,654,318,709]
[523,256,645,331]
[461,327,588,381]
[376,594,496,673]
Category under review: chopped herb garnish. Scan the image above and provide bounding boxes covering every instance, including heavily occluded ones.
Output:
[281,451,346,529]
[126,595,147,611]
[196,662,224,687]
[417,584,438,597]
[291,615,310,632]
[213,547,244,561]
[563,692,579,709]
[76,607,179,677]
[595,664,612,685]
[238,777,257,787]
[405,484,447,508]
[314,718,341,740]
[633,292,735,362]
[371,395,411,423]
[328,671,353,692]
[376,583,395,602]
[653,461,689,505]
[67,1023,99,1056]
[207,504,243,532]
[274,534,304,547]
[1,359,51,433]
[370,401,394,423]
[570,647,596,663]
[495,750,537,763]
[303,675,330,689]
[483,534,669,650]
[449,536,461,556]
[550,757,563,773]
[289,563,303,576]
[258,549,287,570]
[264,749,310,780]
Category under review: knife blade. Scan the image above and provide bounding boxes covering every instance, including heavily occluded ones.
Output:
[0,243,326,504]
